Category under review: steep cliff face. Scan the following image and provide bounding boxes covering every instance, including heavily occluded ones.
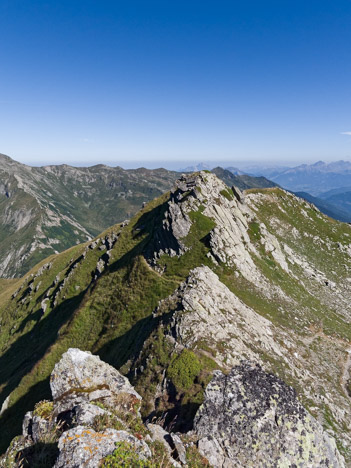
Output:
[0,171,351,464]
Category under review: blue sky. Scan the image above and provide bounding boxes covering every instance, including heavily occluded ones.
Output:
[1,0,351,167]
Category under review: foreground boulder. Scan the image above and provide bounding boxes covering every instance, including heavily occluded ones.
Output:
[50,348,141,413]
[0,349,188,467]
[194,362,345,467]
[0,349,344,467]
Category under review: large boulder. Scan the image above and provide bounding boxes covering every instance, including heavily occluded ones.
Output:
[0,348,181,468]
[194,362,345,468]
[50,348,141,412]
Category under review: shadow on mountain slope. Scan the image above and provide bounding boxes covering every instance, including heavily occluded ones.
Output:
[0,291,88,452]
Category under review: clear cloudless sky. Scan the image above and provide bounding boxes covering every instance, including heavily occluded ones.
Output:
[0,0,351,167]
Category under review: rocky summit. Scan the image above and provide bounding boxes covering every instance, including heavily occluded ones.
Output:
[0,171,351,466]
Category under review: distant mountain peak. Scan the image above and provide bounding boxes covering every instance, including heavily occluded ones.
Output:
[179,162,212,172]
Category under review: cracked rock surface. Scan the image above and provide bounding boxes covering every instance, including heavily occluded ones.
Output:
[194,362,345,468]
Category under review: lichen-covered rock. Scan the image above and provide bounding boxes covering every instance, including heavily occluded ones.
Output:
[3,345,346,467]
[54,426,151,468]
[50,348,141,411]
[1,349,175,468]
[30,415,53,443]
[0,435,32,468]
[73,402,109,426]
[194,362,345,468]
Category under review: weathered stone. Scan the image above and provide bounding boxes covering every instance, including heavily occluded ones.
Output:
[54,426,151,468]
[22,411,33,438]
[169,433,187,465]
[231,185,244,203]
[194,362,345,468]
[147,424,183,466]
[50,348,141,411]
[147,423,173,456]
[73,402,108,426]
[31,415,53,443]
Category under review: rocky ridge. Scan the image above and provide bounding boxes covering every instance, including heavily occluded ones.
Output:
[0,171,351,464]
[128,173,351,456]
[1,349,344,467]
[0,155,276,278]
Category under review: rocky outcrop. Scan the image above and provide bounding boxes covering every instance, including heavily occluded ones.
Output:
[153,266,286,369]
[194,362,345,467]
[147,172,292,301]
[54,427,151,468]
[1,348,345,467]
[50,348,140,413]
[0,349,187,468]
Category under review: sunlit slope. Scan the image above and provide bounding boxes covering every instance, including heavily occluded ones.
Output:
[0,154,179,277]
[0,155,277,278]
[0,172,350,460]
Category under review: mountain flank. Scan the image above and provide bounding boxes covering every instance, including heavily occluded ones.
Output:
[0,171,350,465]
[0,154,277,278]
[295,192,351,223]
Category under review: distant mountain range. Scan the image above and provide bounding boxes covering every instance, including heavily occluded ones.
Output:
[254,160,351,222]
[254,160,351,196]
[0,154,277,277]
[181,160,351,223]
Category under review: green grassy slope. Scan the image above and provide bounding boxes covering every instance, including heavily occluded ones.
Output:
[0,175,351,459]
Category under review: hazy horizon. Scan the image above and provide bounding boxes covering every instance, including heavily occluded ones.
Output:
[2,151,351,171]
